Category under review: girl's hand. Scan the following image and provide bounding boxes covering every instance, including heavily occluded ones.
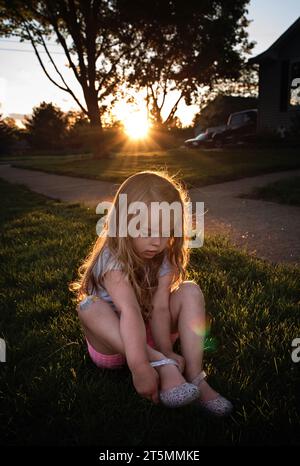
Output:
[131,363,160,404]
[164,351,185,374]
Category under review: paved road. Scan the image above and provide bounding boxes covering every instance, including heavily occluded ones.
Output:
[0,164,299,265]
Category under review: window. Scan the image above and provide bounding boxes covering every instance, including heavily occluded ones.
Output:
[244,111,257,124]
[229,114,245,127]
[290,61,300,107]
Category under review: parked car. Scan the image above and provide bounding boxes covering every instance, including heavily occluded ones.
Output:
[212,109,258,148]
[184,125,226,148]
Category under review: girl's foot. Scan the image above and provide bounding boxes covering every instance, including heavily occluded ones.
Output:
[190,371,233,417]
[156,362,186,392]
[150,358,200,408]
[197,379,220,403]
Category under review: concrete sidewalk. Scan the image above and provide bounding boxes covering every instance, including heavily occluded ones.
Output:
[0,163,299,265]
[0,163,118,206]
[189,169,300,265]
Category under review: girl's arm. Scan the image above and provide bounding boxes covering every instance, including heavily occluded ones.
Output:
[149,272,174,354]
[103,270,149,372]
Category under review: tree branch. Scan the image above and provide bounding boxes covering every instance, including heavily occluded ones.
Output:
[158,62,173,111]
[20,2,84,87]
[80,0,97,89]
[51,22,83,85]
[149,83,162,123]
[37,30,88,114]
[164,91,183,125]
[24,24,88,115]
[65,0,88,85]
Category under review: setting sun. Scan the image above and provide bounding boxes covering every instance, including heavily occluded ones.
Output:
[123,112,150,140]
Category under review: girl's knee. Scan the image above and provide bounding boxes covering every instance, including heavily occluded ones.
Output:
[177,281,204,300]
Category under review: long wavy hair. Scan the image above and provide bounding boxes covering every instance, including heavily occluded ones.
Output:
[69,170,191,322]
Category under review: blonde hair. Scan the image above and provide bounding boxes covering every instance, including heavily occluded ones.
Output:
[69,170,191,322]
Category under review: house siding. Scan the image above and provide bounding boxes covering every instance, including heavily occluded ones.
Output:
[257,28,300,131]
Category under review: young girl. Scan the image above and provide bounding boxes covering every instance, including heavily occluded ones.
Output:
[70,170,232,415]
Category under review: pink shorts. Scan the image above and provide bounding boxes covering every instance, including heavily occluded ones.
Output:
[86,321,179,369]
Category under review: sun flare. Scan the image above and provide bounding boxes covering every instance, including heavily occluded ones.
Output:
[123,112,150,140]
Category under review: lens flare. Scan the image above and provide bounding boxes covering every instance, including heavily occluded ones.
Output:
[190,318,207,337]
[204,336,217,352]
[189,316,217,352]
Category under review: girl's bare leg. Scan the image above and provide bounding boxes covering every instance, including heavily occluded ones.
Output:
[77,298,186,391]
[169,281,221,402]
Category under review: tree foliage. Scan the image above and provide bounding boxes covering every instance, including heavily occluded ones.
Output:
[117,0,255,128]
[194,94,258,129]
[0,114,18,154]
[24,101,68,149]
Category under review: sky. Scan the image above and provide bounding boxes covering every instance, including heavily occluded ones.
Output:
[0,0,300,126]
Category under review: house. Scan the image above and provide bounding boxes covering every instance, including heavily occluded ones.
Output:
[249,17,300,133]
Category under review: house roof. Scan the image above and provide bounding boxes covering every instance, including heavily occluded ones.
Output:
[248,16,300,64]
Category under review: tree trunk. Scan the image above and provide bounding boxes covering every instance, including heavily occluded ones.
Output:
[85,89,102,128]
[84,90,110,159]
[89,124,110,159]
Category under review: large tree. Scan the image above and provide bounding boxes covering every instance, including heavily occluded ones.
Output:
[1,0,254,132]
[117,0,255,128]
[0,0,138,128]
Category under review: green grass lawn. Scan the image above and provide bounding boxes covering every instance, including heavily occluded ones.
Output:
[0,179,300,446]
[6,146,300,187]
[240,176,300,206]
